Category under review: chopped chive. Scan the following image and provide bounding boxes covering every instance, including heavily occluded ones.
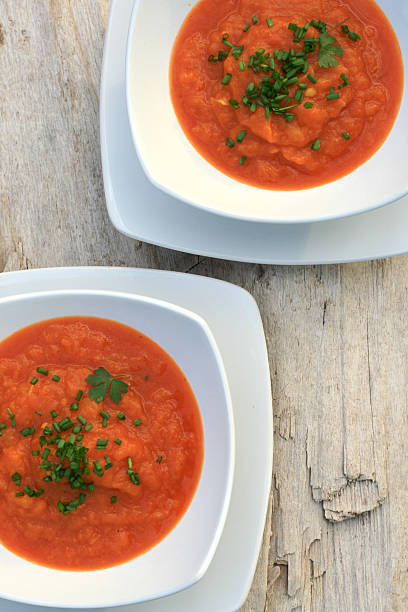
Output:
[75,390,84,401]
[114,438,122,445]
[0,424,6,431]
[53,422,61,433]
[96,439,108,449]
[35,411,42,417]
[229,99,239,109]
[23,486,35,497]
[222,73,232,85]
[110,496,117,504]
[77,415,86,425]
[72,425,82,434]
[266,18,274,27]
[243,24,251,32]
[100,410,109,419]
[239,60,246,71]
[50,410,58,419]
[226,137,235,148]
[304,101,314,108]
[239,156,247,165]
[30,377,38,385]
[117,412,125,420]
[236,130,246,143]
[222,39,233,49]
[343,131,351,140]
[157,456,163,464]
[11,472,21,484]
[88,483,94,492]
[70,402,79,411]
[31,450,40,456]
[93,460,104,477]
[134,418,142,427]
[298,83,307,90]
[52,375,60,382]
[307,74,317,84]
[36,367,48,376]
[84,423,93,432]
[252,16,258,24]
[15,492,24,497]
[77,434,84,441]
[68,433,76,445]
[43,425,53,435]
[311,139,321,151]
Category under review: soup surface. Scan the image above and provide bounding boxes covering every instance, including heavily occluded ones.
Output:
[0,317,203,570]
[170,0,404,190]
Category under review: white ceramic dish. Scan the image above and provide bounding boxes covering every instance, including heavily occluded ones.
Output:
[126,0,407,224]
[0,267,273,612]
[0,289,234,609]
[101,0,408,265]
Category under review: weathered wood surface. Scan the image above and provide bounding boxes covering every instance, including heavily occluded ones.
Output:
[0,2,407,610]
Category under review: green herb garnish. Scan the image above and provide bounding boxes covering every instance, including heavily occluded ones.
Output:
[86,367,129,405]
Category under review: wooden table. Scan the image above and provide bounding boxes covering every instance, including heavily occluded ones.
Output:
[1,2,406,610]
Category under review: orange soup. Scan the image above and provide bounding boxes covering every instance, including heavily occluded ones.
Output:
[0,317,204,570]
[170,0,404,190]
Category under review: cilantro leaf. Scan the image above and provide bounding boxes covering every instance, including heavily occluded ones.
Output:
[318,32,343,68]
[86,367,129,405]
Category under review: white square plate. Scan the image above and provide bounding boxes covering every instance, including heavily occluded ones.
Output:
[0,267,273,612]
[101,0,408,264]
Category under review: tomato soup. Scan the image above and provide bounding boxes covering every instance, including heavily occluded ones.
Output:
[170,0,403,190]
[0,317,204,570]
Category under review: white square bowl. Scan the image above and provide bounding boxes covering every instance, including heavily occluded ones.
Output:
[126,0,407,224]
[0,289,234,608]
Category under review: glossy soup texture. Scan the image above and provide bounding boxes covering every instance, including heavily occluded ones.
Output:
[170,0,404,190]
[0,317,204,570]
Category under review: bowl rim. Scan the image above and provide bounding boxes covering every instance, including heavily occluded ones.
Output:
[125,0,407,225]
[0,288,235,608]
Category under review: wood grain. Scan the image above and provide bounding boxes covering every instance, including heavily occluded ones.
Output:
[1,2,408,611]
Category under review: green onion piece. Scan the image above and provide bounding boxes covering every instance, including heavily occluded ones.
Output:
[8,409,16,428]
[343,131,351,140]
[41,448,50,460]
[30,377,38,385]
[93,460,104,477]
[114,438,122,445]
[20,426,35,437]
[134,418,142,427]
[266,18,274,27]
[110,496,117,504]
[37,367,48,376]
[52,375,60,382]
[311,139,321,151]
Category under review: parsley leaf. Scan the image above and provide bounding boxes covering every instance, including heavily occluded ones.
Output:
[318,32,343,68]
[86,367,129,405]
